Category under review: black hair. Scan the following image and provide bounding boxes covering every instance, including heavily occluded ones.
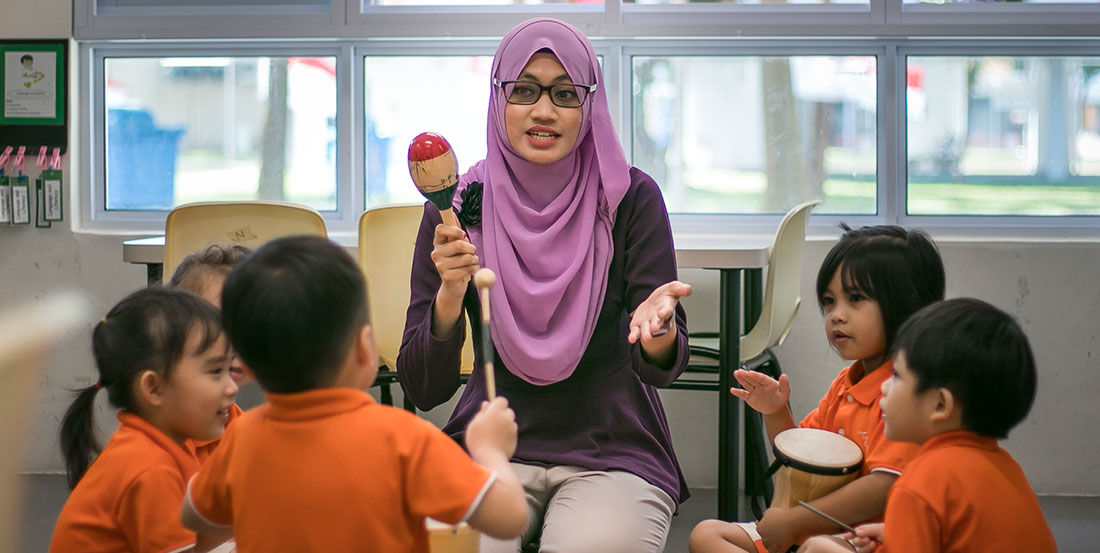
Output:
[59,287,224,489]
[815,224,946,354]
[892,298,1037,439]
[168,244,252,297]
[20,55,33,64]
[221,235,368,394]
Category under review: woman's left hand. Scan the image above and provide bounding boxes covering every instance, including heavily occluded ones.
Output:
[628,280,693,344]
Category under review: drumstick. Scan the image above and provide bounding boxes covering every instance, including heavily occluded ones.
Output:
[473,268,497,400]
[796,501,855,534]
[796,501,881,545]
[408,132,461,228]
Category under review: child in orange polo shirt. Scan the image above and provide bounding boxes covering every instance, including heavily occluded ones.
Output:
[168,244,252,463]
[800,298,1056,553]
[49,288,239,553]
[181,235,527,552]
[690,225,946,553]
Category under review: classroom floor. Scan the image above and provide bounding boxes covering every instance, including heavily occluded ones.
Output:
[20,473,1099,552]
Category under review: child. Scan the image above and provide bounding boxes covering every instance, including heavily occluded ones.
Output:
[799,298,1056,553]
[181,235,528,551]
[49,288,239,553]
[168,244,251,310]
[168,244,251,463]
[690,225,946,553]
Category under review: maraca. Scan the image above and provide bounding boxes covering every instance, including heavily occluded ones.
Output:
[408,132,460,228]
[473,268,498,400]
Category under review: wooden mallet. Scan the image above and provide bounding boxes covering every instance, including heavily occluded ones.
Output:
[473,268,498,400]
[408,132,461,228]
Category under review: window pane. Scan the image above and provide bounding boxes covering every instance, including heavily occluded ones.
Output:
[907,56,1100,216]
[104,56,337,211]
[375,0,599,6]
[364,56,493,206]
[627,0,868,5]
[633,55,876,214]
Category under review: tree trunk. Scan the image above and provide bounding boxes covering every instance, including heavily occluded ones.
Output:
[258,58,289,201]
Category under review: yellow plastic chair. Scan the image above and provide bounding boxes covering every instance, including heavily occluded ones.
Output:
[163,200,328,279]
[0,292,89,553]
[357,204,474,410]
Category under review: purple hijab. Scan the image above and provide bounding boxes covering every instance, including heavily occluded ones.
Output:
[453,18,631,386]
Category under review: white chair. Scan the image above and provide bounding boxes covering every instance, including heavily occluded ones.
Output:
[163,200,327,280]
[669,200,820,519]
[0,292,89,553]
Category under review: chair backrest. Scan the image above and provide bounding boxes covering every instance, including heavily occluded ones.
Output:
[740,200,821,362]
[358,204,474,374]
[163,201,327,279]
[0,292,89,553]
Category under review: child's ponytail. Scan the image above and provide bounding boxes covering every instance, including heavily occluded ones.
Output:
[59,383,103,489]
[58,287,224,489]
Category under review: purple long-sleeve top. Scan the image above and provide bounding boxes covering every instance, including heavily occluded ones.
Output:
[397,167,690,505]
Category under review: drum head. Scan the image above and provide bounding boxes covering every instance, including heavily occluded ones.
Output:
[774,428,863,471]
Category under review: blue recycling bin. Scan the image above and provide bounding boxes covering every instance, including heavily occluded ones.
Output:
[106,109,185,210]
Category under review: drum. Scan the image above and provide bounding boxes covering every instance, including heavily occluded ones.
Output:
[427,518,480,553]
[767,427,863,509]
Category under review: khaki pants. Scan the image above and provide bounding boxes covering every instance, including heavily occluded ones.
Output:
[480,463,676,553]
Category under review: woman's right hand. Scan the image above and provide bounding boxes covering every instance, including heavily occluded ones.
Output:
[465,397,518,461]
[730,369,791,415]
[431,224,480,300]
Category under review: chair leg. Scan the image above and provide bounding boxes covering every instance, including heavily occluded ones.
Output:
[380,382,393,406]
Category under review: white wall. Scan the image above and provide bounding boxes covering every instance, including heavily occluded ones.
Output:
[3,0,1097,497]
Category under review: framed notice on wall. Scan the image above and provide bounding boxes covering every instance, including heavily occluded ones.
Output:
[0,40,67,154]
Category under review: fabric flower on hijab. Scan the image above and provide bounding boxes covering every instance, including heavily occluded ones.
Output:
[457,181,483,227]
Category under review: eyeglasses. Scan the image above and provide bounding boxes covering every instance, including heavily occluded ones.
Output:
[494,78,597,108]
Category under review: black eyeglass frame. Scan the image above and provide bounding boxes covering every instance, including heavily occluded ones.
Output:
[493,78,598,108]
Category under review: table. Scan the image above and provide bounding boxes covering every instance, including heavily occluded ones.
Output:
[675,234,772,522]
[125,233,772,521]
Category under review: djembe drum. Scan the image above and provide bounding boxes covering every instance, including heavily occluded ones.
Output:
[766,427,863,509]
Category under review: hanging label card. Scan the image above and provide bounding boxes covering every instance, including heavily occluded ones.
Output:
[11,176,30,225]
[41,169,62,221]
[0,177,11,224]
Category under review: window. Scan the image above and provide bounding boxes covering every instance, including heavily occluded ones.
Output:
[907,55,1100,216]
[631,54,876,215]
[103,56,337,212]
[76,0,1100,234]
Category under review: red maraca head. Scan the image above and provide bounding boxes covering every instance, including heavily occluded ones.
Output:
[408,132,460,212]
[408,132,452,163]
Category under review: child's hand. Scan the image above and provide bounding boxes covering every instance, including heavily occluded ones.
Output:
[844,523,884,553]
[730,369,791,415]
[757,507,802,553]
[465,397,518,462]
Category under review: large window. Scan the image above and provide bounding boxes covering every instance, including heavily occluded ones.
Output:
[104,56,337,211]
[77,0,1100,234]
[907,55,1100,216]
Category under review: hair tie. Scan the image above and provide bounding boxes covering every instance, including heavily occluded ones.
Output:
[93,381,103,390]
[100,317,107,324]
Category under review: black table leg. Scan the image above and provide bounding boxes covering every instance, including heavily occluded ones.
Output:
[146,263,163,287]
[718,269,742,521]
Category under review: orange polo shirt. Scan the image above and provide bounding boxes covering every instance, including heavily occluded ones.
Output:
[191,402,244,465]
[882,430,1056,553]
[186,387,494,553]
[49,412,200,553]
[799,359,920,476]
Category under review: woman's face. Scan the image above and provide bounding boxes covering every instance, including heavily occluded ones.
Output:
[505,52,584,165]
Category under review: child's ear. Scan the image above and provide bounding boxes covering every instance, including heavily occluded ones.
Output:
[356,325,378,372]
[136,370,166,407]
[929,387,957,423]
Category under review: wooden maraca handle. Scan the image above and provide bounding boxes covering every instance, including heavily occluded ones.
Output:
[473,268,497,400]
[408,132,461,228]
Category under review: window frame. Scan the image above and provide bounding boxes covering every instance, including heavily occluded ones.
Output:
[74,0,1100,236]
